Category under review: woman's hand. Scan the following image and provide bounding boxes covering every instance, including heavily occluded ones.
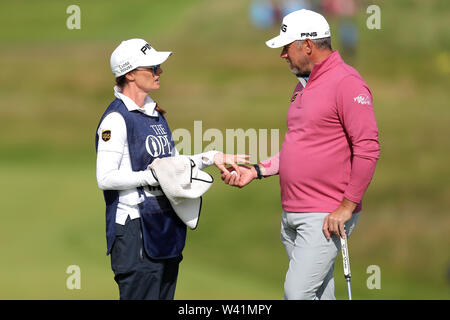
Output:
[213,152,250,176]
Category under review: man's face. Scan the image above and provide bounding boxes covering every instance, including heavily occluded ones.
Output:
[280,41,311,77]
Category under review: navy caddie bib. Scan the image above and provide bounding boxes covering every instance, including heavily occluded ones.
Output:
[95,98,186,259]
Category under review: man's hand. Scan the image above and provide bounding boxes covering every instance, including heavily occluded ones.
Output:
[213,152,250,176]
[221,165,257,188]
[322,198,358,239]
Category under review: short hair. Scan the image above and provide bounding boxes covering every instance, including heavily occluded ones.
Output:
[297,37,332,50]
[115,68,138,88]
[115,74,128,88]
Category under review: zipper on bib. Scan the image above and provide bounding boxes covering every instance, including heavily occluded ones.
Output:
[139,230,144,260]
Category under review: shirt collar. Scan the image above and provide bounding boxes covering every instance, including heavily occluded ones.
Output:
[113,86,159,117]
[308,50,342,83]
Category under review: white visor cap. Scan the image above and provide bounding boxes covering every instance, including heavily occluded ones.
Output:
[110,38,172,77]
[266,9,330,48]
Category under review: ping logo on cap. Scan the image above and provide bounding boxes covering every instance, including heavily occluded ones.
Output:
[301,32,317,37]
[281,24,287,32]
[141,43,152,54]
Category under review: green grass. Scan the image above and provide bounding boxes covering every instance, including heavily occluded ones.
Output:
[0,0,205,43]
[0,0,449,299]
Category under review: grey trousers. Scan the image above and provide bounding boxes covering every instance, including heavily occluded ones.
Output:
[280,211,360,300]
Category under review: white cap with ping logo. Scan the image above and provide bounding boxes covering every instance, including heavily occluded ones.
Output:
[110,38,172,77]
[266,9,330,48]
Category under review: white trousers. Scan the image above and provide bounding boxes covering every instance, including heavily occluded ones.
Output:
[280,211,360,300]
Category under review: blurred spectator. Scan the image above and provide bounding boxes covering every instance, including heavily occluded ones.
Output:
[249,0,311,29]
[280,0,311,17]
[321,0,360,64]
[249,0,277,29]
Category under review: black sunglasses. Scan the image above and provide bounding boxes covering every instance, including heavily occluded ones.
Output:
[137,65,160,73]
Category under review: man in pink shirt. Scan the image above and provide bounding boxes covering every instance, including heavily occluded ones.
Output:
[223,9,379,299]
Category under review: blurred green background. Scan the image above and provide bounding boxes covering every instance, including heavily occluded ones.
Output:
[0,0,449,299]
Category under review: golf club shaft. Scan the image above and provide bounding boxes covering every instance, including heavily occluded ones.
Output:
[340,236,352,300]
[346,279,352,300]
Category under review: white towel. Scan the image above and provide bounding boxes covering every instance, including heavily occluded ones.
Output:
[149,155,213,229]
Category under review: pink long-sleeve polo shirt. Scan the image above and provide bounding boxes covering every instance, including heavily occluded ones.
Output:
[262,51,379,213]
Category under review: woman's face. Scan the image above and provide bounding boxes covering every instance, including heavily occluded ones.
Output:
[132,65,163,92]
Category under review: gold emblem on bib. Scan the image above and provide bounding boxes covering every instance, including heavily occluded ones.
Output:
[102,130,111,142]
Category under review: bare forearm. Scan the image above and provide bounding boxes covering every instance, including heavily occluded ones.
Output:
[338,197,358,213]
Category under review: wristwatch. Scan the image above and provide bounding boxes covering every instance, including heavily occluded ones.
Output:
[253,164,263,179]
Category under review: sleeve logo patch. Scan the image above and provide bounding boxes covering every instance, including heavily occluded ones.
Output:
[353,94,371,105]
[101,129,111,142]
